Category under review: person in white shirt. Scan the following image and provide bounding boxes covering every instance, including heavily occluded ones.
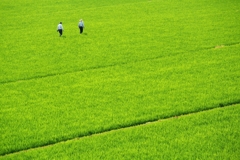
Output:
[57,22,64,36]
[78,19,84,34]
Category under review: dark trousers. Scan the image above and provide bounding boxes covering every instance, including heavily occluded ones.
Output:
[79,27,83,34]
[58,29,63,36]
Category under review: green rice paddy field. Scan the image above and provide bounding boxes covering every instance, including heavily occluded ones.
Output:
[0,0,239,159]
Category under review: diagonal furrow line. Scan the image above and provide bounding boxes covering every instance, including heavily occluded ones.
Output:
[1,42,239,85]
[1,100,239,157]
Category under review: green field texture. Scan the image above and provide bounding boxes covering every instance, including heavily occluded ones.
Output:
[1,43,240,155]
[2,105,239,160]
[0,0,240,158]
[0,0,239,83]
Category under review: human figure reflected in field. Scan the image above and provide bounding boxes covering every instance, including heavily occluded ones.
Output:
[57,22,64,37]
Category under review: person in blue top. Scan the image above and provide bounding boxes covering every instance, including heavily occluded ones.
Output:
[57,22,64,36]
[78,19,84,34]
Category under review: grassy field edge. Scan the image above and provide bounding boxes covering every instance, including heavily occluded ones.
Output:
[1,104,239,159]
[1,101,239,157]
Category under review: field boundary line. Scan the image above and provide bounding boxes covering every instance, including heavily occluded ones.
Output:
[1,42,239,85]
[1,100,239,157]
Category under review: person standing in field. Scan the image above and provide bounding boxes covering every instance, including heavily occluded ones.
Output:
[78,19,84,34]
[57,22,64,36]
